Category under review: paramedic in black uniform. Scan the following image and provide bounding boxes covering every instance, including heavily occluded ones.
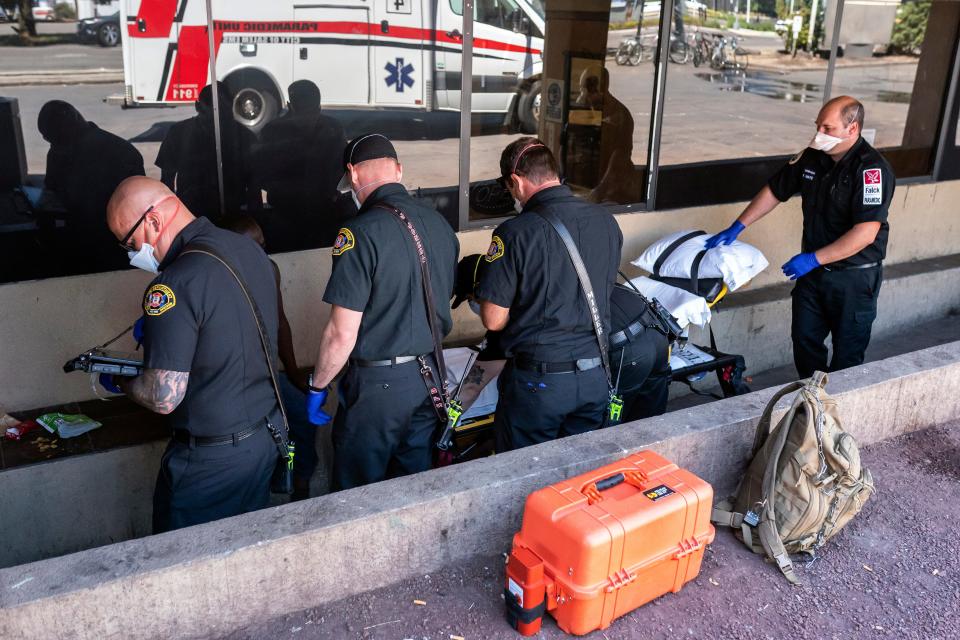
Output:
[475,138,623,451]
[608,285,671,422]
[103,177,279,533]
[305,134,459,490]
[706,96,894,378]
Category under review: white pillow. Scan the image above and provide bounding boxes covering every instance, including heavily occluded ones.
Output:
[632,229,769,292]
[626,276,711,329]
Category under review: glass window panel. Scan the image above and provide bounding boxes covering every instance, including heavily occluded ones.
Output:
[207,0,461,253]
[467,0,659,223]
[829,0,953,177]
[1,7,175,281]
[659,2,831,169]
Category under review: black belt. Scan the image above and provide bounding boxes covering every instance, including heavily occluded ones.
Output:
[514,355,602,374]
[822,261,880,272]
[173,420,265,447]
[351,355,421,367]
[609,320,645,350]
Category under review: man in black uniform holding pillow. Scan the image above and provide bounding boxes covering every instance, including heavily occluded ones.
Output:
[707,96,894,378]
[476,137,622,452]
[306,134,459,490]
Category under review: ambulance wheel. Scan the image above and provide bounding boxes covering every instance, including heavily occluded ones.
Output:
[225,74,279,132]
[517,80,541,134]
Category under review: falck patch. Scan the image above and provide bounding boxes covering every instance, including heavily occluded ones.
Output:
[485,235,505,263]
[144,284,176,316]
[332,228,355,256]
[862,168,882,206]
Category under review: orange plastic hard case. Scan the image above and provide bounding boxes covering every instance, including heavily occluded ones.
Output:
[508,450,715,635]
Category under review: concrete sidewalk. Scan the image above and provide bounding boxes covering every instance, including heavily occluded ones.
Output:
[226,420,960,640]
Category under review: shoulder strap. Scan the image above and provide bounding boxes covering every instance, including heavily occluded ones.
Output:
[376,204,449,422]
[652,230,706,278]
[180,245,289,437]
[535,210,613,392]
[751,379,806,457]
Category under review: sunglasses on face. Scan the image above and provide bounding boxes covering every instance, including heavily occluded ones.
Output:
[118,204,156,252]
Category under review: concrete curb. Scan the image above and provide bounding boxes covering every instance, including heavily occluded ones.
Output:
[2,341,960,639]
[0,69,123,87]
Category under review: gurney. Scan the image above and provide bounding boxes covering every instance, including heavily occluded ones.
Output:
[630,229,758,399]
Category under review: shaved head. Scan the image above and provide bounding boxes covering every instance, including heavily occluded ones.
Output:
[107,176,175,237]
[107,176,194,264]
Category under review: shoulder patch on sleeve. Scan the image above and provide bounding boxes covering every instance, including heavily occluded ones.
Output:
[788,149,805,165]
[485,235,505,263]
[862,168,883,206]
[144,284,176,316]
[332,228,355,256]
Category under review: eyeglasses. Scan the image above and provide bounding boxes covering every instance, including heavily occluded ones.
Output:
[117,204,155,252]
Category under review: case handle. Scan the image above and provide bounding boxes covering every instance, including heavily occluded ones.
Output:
[582,470,648,504]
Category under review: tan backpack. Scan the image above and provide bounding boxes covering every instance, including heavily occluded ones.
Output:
[712,372,875,584]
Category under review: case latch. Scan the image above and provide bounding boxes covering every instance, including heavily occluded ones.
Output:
[674,538,703,560]
[604,568,637,592]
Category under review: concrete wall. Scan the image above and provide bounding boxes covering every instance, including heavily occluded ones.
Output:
[2,341,959,640]
[1,180,958,412]
[0,441,165,569]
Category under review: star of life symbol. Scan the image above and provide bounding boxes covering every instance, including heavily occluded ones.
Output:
[385,57,415,93]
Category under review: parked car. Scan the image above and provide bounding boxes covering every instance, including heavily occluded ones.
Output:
[77,11,120,47]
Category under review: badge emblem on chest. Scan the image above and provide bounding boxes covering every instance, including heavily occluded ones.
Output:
[863,168,882,205]
[144,284,176,316]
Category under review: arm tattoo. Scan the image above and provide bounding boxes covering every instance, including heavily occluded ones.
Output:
[125,369,190,415]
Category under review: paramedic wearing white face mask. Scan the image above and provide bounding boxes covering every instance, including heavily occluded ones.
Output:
[706,96,894,378]
[105,176,283,534]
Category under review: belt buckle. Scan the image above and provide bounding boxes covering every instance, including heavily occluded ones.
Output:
[575,358,592,371]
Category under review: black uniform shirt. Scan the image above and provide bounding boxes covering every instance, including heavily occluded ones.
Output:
[322,183,460,360]
[141,217,280,437]
[475,184,623,361]
[610,285,653,337]
[768,137,894,267]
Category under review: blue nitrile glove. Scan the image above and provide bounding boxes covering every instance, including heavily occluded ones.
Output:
[782,252,820,280]
[99,373,123,394]
[132,316,145,346]
[704,220,745,249]
[306,388,332,426]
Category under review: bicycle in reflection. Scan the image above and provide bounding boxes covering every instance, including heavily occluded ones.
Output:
[614,31,692,66]
[692,32,750,71]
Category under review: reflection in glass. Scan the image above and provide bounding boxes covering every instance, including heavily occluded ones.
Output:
[468,0,657,220]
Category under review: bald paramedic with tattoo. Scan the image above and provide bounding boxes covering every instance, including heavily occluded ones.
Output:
[104,177,281,533]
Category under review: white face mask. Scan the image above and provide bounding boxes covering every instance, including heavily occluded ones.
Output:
[468,299,482,317]
[350,190,361,210]
[128,243,160,274]
[809,131,846,153]
[513,198,523,214]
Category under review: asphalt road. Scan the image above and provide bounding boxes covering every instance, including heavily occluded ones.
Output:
[2,34,916,192]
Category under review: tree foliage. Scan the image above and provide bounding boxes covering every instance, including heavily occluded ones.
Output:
[889,1,929,55]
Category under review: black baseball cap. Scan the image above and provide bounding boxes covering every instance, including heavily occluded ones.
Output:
[452,254,483,309]
[337,133,399,192]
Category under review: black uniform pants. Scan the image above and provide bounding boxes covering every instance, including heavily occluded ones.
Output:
[331,358,441,491]
[152,425,276,534]
[494,361,608,452]
[791,265,882,379]
[610,329,671,423]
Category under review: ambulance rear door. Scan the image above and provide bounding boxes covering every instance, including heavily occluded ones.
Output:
[371,0,427,108]
[293,3,371,106]
[122,0,184,104]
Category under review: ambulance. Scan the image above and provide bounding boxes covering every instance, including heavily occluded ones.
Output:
[119,0,545,131]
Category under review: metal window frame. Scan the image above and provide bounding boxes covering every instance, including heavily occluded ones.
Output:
[644,0,675,210]
[457,0,474,232]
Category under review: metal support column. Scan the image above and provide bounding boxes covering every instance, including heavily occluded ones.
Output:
[204,0,225,220]
[457,0,474,231]
[644,0,675,208]
[822,0,845,103]
[933,34,960,181]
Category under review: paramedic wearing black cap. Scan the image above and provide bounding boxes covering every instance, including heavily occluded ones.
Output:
[707,96,893,378]
[305,134,459,490]
[475,137,623,451]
